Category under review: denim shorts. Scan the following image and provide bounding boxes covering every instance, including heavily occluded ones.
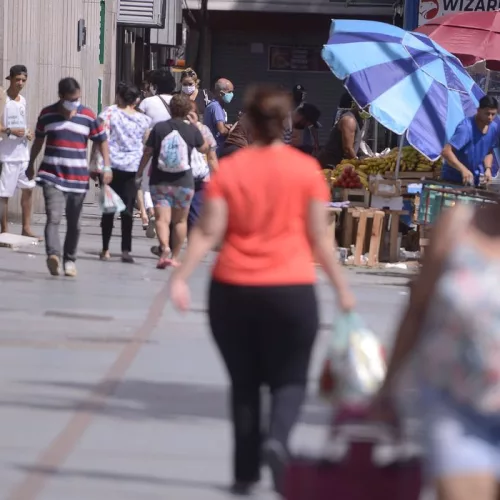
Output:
[150,184,194,210]
[421,386,500,479]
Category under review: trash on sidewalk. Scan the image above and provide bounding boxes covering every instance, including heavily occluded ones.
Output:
[0,233,39,250]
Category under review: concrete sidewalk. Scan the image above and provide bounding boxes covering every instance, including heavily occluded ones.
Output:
[0,209,410,500]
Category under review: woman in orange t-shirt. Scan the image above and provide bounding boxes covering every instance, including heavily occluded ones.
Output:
[169,84,355,495]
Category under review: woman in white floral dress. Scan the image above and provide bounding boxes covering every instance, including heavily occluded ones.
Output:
[98,82,151,263]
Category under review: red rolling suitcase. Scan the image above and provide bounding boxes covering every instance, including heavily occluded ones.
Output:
[284,410,422,500]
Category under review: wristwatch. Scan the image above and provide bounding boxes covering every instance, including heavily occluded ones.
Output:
[5,128,11,137]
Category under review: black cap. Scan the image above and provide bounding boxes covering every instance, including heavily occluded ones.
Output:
[297,102,322,128]
[6,64,28,80]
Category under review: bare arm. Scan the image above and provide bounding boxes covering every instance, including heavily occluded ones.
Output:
[216,121,230,136]
[207,149,219,174]
[26,137,45,179]
[137,147,153,178]
[173,198,228,281]
[197,140,210,155]
[441,143,469,175]
[339,116,358,159]
[97,140,111,167]
[306,199,355,311]
[379,208,458,394]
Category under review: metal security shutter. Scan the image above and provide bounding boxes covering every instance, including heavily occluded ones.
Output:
[211,30,345,146]
[118,0,165,28]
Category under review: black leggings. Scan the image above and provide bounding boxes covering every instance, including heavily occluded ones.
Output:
[209,280,318,483]
[101,169,137,252]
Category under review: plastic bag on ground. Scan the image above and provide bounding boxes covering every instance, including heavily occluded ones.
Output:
[319,312,386,406]
[99,185,126,215]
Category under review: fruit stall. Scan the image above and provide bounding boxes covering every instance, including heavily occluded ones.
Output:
[323,146,443,266]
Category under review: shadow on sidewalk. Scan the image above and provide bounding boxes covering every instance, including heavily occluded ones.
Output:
[15,464,230,493]
[1,379,330,426]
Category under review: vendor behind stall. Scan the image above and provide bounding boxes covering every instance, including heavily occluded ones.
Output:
[317,92,368,169]
[441,95,499,187]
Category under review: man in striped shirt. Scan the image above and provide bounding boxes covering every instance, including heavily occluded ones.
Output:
[27,77,111,277]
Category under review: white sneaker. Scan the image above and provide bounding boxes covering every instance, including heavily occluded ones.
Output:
[64,261,77,277]
[146,217,156,239]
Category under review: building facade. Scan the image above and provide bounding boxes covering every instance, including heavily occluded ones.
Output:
[185,0,396,145]
[0,0,118,217]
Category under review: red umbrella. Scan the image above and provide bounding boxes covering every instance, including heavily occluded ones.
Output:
[415,11,500,71]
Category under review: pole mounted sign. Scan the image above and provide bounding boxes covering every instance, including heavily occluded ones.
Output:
[418,0,499,25]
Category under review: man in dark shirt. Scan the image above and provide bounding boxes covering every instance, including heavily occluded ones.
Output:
[136,94,207,268]
[318,93,368,169]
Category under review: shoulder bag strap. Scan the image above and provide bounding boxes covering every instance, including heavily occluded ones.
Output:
[158,95,171,116]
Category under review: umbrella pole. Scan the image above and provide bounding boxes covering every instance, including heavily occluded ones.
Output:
[485,70,491,93]
[395,134,404,179]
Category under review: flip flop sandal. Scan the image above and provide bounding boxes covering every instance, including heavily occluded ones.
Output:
[156,257,172,269]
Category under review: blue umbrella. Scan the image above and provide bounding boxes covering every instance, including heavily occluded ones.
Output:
[322,19,485,161]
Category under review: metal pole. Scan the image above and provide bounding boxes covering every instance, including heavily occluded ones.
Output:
[485,70,491,93]
[395,134,404,178]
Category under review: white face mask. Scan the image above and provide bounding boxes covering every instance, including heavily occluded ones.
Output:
[182,85,196,95]
[62,100,80,112]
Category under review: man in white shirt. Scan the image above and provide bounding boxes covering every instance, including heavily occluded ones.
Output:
[0,65,37,237]
[138,69,175,240]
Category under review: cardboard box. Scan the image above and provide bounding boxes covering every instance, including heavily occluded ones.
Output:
[370,195,404,210]
[369,178,401,197]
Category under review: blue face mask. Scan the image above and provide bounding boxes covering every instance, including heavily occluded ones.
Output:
[222,92,234,104]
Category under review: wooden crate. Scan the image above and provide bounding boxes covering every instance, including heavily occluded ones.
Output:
[332,188,370,207]
[349,208,385,267]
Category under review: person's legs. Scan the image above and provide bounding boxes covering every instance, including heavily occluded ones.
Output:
[119,171,137,261]
[42,183,65,276]
[101,212,114,258]
[171,186,194,263]
[150,185,173,268]
[63,191,86,276]
[142,164,156,238]
[0,198,7,233]
[257,285,319,492]
[187,182,204,235]
[15,162,38,237]
[209,281,261,488]
[136,189,149,228]
[0,162,22,233]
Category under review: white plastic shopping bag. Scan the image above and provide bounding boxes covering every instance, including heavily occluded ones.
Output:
[319,312,386,406]
[99,185,126,215]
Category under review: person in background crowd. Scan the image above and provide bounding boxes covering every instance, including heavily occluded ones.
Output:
[292,84,320,156]
[138,69,177,239]
[219,111,251,158]
[441,95,499,187]
[179,67,213,120]
[204,78,234,157]
[169,84,355,496]
[0,65,38,238]
[317,93,368,169]
[27,77,111,277]
[97,82,151,263]
[136,94,208,269]
[188,100,218,232]
[291,102,321,155]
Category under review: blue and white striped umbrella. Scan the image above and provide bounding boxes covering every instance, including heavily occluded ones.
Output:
[322,19,485,160]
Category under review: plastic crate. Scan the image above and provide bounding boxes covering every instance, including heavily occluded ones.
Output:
[417,181,499,226]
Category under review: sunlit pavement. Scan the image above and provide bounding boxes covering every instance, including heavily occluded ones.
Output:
[0,206,418,500]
